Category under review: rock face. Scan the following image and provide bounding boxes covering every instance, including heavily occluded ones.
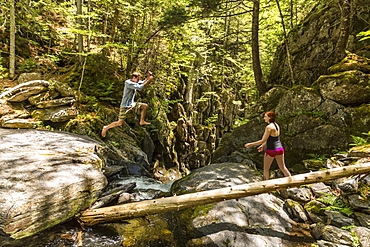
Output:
[268,0,370,87]
[213,54,370,166]
[0,129,108,239]
[170,163,315,246]
[169,150,370,247]
[0,78,77,129]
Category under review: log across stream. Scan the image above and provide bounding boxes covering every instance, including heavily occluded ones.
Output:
[78,163,370,226]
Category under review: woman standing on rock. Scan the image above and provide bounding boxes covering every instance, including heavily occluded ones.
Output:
[244,111,291,180]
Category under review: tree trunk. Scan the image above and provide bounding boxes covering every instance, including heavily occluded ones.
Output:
[76,0,84,62]
[124,14,135,78]
[275,0,295,86]
[333,0,352,63]
[87,0,91,50]
[108,9,119,43]
[252,0,268,95]
[9,0,16,79]
[78,163,370,226]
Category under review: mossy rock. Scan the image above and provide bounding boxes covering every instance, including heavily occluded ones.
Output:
[348,144,370,158]
[304,200,326,215]
[328,53,370,74]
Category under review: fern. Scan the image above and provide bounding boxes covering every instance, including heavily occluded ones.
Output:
[350,131,370,146]
[318,193,354,217]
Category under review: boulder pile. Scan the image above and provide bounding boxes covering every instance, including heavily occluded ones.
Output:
[0,77,77,129]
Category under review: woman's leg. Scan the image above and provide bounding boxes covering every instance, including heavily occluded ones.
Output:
[275,154,291,177]
[263,154,274,180]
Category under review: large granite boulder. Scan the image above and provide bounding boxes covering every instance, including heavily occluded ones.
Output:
[0,80,77,128]
[315,70,370,106]
[268,0,370,87]
[0,129,108,239]
[213,82,370,166]
[170,163,314,246]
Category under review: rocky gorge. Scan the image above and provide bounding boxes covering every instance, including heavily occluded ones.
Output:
[0,68,369,245]
[0,0,370,246]
[0,124,369,246]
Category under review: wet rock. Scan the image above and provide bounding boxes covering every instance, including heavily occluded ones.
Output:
[0,80,50,99]
[269,0,370,88]
[118,193,135,204]
[28,90,60,105]
[304,200,327,222]
[310,183,332,197]
[0,80,78,127]
[17,73,43,84]
[7,86,48,102]
[311,223,353,245]
[54,82,74,97]
[316,70,370,106]
[284,199,309,222]
[303,159,326,171]
[348,144,370,158]
[324,210,355,228]
[35,97,75,108]
[328,53,370,74]
[351,227,370,247]
[171,163,262,193]
[353,212,370,228]
[0,129,108,239]
[316,240,350,247]
[326,158,344,169]
[278,187,313,202]
[1,118,39,129]
[338,178,359,194]
[346,194,370,212]
[171,163,314,246]
[275,86,323,116]
[31,106,78,122]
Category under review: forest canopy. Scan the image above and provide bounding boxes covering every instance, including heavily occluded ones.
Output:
[1,0,321,103]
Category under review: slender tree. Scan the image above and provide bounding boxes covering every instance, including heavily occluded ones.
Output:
[275,0,295,86]
[251,0,268,95]
[9,0,15,79]
[333,0,353,63]
[76,0,84,62]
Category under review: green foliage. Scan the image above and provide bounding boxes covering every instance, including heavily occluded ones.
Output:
[234,117,250,127]
[36,121,55,131]
[317,193,354,217]
[357,182,370,199]
[351,231,361,247]
[19,58,38,72]
[0,57,7,78]
[357,30,370,41]
[282,109,327,120]
[306,153,328,161]
[155,98,183,114]
[341,224,356,231]
[205,114,218,126]
[64,54,121,105]
[350,131,370,146]
[159,5,190,28]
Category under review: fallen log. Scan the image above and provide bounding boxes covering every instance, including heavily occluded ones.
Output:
[78,162,370,226]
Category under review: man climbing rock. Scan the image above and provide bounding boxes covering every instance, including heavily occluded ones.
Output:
[101,71,154,137]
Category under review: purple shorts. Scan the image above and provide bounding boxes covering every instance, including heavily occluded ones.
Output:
[265,148,284,157]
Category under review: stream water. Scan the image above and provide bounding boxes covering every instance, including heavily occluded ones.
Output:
[1,176,176,247]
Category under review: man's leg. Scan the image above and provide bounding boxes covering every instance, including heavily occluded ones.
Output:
[139,103,151,125]
[101,106,131,137]
[101,120,124,137]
